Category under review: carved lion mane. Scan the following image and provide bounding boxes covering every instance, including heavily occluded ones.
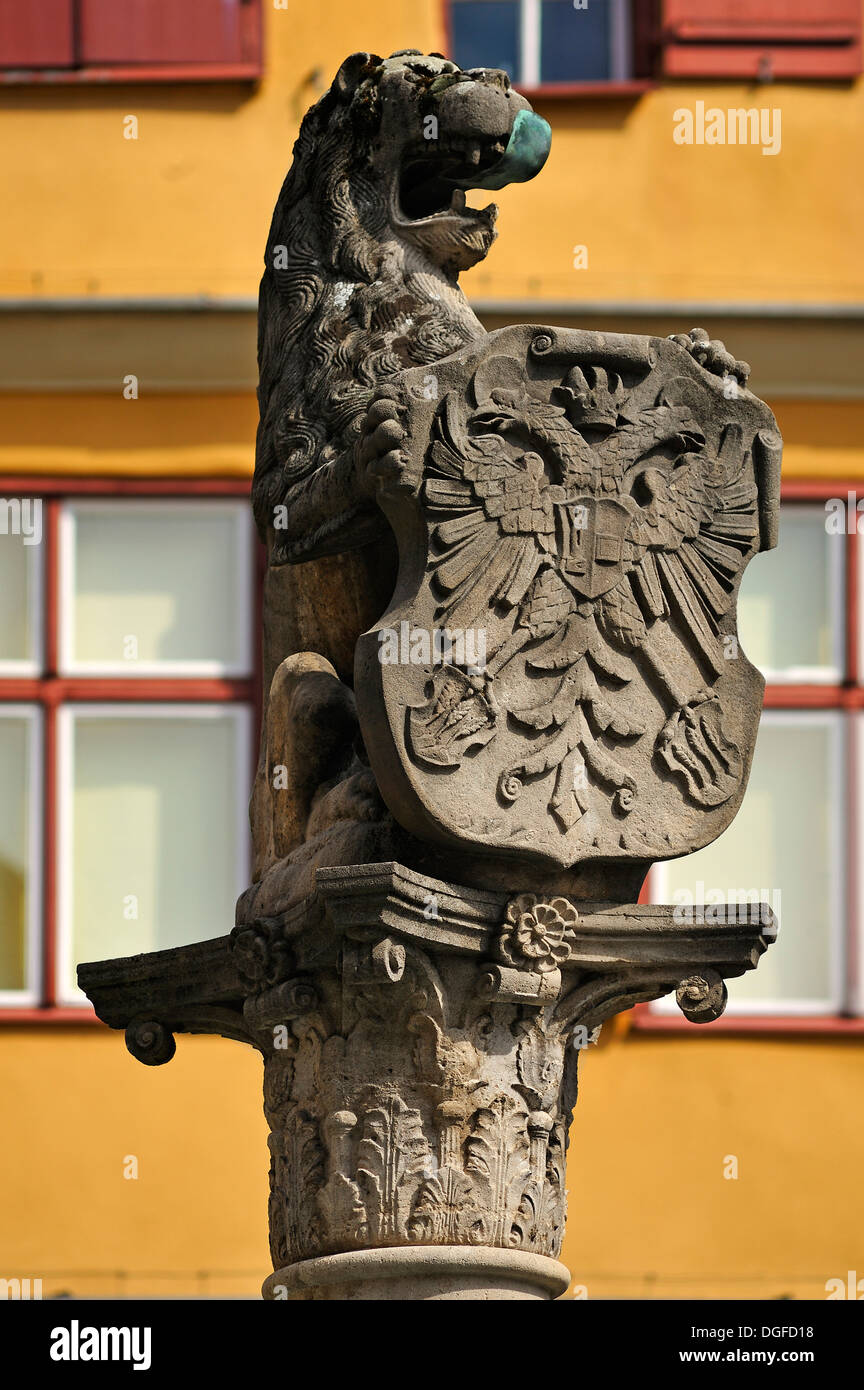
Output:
[253,49,539,570]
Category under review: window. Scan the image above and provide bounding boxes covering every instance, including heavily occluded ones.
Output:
[660,0,863,81]
[0,0,262,83]
[447,1,864,88]
[652,712,845,1016]
[0,514,41,677]
[57,704,249,1005]
[736,504,843,684]
[448,0,644,90]
[0,709,41,1006]
[644,495,863,1029]
[59,501,251,677]
[0,488,257,1016]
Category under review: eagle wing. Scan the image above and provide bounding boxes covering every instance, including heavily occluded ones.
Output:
[616,423,760,674]
[424,394,567,630]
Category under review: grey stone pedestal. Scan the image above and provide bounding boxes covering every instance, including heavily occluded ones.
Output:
[263,1247,571,1301]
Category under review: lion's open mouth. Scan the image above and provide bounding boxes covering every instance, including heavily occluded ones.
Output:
[398,136,508,220]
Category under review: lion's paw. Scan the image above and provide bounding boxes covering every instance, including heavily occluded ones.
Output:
[357,394,414,496]
[669,327,750,387]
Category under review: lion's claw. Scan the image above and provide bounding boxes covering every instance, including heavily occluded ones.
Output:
[357,395,412,496]
[669,327,750,387]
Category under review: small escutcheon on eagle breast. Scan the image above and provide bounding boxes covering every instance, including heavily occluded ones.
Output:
[356,325,781,871]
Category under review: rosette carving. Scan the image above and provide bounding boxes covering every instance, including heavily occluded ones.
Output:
[498,893,579,973]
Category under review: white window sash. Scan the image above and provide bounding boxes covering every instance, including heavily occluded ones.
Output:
[0,706,42,1008]
[521,0,541,87]
[0,524,43,677]
[56,703,252,1007]
[610,0,631,82]
[58,499,253,679]
[524,0,631,87]
[741,502,845,685]
[650,710,847,1019]
[854,712,864,1016]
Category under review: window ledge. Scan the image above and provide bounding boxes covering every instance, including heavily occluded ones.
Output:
[518,80,657,100]
[632,1007,864,1036]
[0,1007,102,1024]
[7,1004,863,1034]
[0,64,261,86]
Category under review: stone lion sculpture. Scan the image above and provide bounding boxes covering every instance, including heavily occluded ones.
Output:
[239,48,748,925]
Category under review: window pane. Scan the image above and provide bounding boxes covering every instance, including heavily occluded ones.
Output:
[654,715,842,1013]
[61,709,249,1001]
[0,712,38,996]
[0,503,40,668]
[451,2,521,81]
[737,505,842,680]
[541,0,613,82]
[62,501,251,674]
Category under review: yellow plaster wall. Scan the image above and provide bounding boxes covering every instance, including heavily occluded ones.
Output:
[0,393,861,481]
[0,3,861,304]
[0,1031,268,1298]
[0,393,257,477]
[567,1034,864,1300]
[1,1028,861,1300]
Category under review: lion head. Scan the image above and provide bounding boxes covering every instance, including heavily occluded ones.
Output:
[254,49,551,547]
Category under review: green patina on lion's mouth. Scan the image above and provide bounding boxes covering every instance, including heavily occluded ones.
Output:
[454,110,552,191]
[398,109,552,221]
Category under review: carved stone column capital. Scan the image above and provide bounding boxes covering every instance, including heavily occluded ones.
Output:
[81,862,776,1300]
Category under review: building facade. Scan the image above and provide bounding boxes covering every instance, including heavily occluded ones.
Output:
[0,0,862,1298]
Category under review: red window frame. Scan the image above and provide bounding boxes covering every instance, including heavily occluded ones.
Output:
[0,476,262,1024]
[9,476,861,1032]
[0,0,262,85]
[443,0,863,94]
[442,0,660,100]
[633,479,864,1037]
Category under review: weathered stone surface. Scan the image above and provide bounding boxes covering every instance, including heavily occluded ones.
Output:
[356,325,780,877]
[246,49,557,912]
[246,50,779,915]
[80,862,776,1297]
[262,1247,572,1301]
[79,47,781,1300]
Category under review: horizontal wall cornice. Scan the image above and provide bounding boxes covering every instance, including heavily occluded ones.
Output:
[0,300,862,398]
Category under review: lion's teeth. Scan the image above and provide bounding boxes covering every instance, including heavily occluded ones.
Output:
[465,144,483,166]
[450,188,467,212]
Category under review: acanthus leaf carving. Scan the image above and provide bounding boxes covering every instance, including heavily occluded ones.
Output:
[250,866,773,1270]
[464,1095,533,1248]
[515,1015,567,1114]
[276,1107,326,1263]
[354,1096,434,1245]
[407,1165,486,1246]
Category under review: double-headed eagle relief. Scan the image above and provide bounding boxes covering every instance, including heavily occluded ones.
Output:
[358,325,781,869]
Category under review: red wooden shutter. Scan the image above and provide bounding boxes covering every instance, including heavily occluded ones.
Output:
[661,0,862,79]
[0,0,74,67]
[78,0,259,68]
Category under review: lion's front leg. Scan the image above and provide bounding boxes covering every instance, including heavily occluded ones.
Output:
[265,391,412,565]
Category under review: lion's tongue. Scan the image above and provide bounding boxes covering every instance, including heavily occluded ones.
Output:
[452,110,551,192]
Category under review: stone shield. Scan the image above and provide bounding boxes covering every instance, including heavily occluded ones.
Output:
[355,325,781,872]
